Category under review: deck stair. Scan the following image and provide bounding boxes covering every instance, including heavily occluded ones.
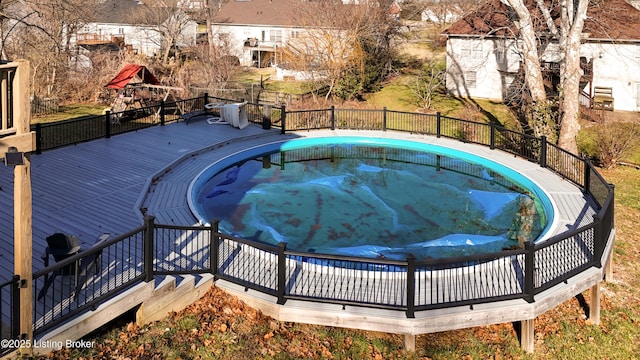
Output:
[34,274,214,354]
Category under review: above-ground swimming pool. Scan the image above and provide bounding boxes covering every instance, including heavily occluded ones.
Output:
[189,137,554,260]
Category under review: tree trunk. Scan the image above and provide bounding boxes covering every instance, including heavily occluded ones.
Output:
[557,0,589,154]
[508,0,546,103]
[557,37,582,153]
[508,0,557,143]
[206,1,216,59]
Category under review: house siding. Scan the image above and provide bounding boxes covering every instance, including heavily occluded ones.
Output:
[71,21,197,59]
[445,37,520,101]
[213,24,305,67]
[446,36,640,112]
[582,42,640,111]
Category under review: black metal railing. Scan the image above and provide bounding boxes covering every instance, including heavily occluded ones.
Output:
[0,276,20,357]
[545,143,586,187]
[32,227,146,336]
[152,221,215,275]
[31,95,275,153]
[1,97,614,351]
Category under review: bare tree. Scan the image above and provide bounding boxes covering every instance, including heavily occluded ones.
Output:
[283,0,402,101]
[2,0,97,98]
[506,0,589,152]
[284,0,360,99]
[201,0,228,59]
[505,0,557,143]
[408,59,446,110]
[0,0,33,59]
[132,0,197,65]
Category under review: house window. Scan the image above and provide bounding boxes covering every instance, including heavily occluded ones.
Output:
[270,30,283,43]
[496,48,508,69]
[461,43,482,59]
[465,71,477,88]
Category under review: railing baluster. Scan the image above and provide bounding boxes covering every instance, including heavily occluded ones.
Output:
[277,242,287,305]
[11,275,20,340]
[211,219,219,277]
[406,254,416,318]
[144,216,155,282]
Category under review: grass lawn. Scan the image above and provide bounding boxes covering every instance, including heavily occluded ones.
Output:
[365,74,518,127]
[32,104,109,123]
[232,67,314,94]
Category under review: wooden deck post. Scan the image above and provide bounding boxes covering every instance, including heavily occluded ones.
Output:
[520,318,535,353]
[605,251,614,281]
[404,334,416,352]
[589,283,601,325]
[9,60,34,357]
[14,156,33,356]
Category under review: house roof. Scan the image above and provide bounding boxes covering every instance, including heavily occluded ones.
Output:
[90,0,168,25]
[443,0,640,41]
[213,0,302,27]
[105,64,160,89]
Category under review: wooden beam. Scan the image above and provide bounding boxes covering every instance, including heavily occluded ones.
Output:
[604,238,614,281]
[0,132,36,154]
[13,60,32,135]
[404,334,416,352]
[589,283,601,325]
[520,319,535,353]
[136,275,213,325]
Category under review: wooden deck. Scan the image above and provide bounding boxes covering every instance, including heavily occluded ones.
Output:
[0,120,280,280]
[1,122,602,346]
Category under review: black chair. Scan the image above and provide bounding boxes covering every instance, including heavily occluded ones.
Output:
[38,233,81,300]
[73,233,110,301]
[37,233,110,301]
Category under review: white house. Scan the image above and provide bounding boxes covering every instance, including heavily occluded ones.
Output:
[212,0,395,73]
[421,2,465,24]
[211,0,309,69]
[442,0,640,112]
[69,0,197,60]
